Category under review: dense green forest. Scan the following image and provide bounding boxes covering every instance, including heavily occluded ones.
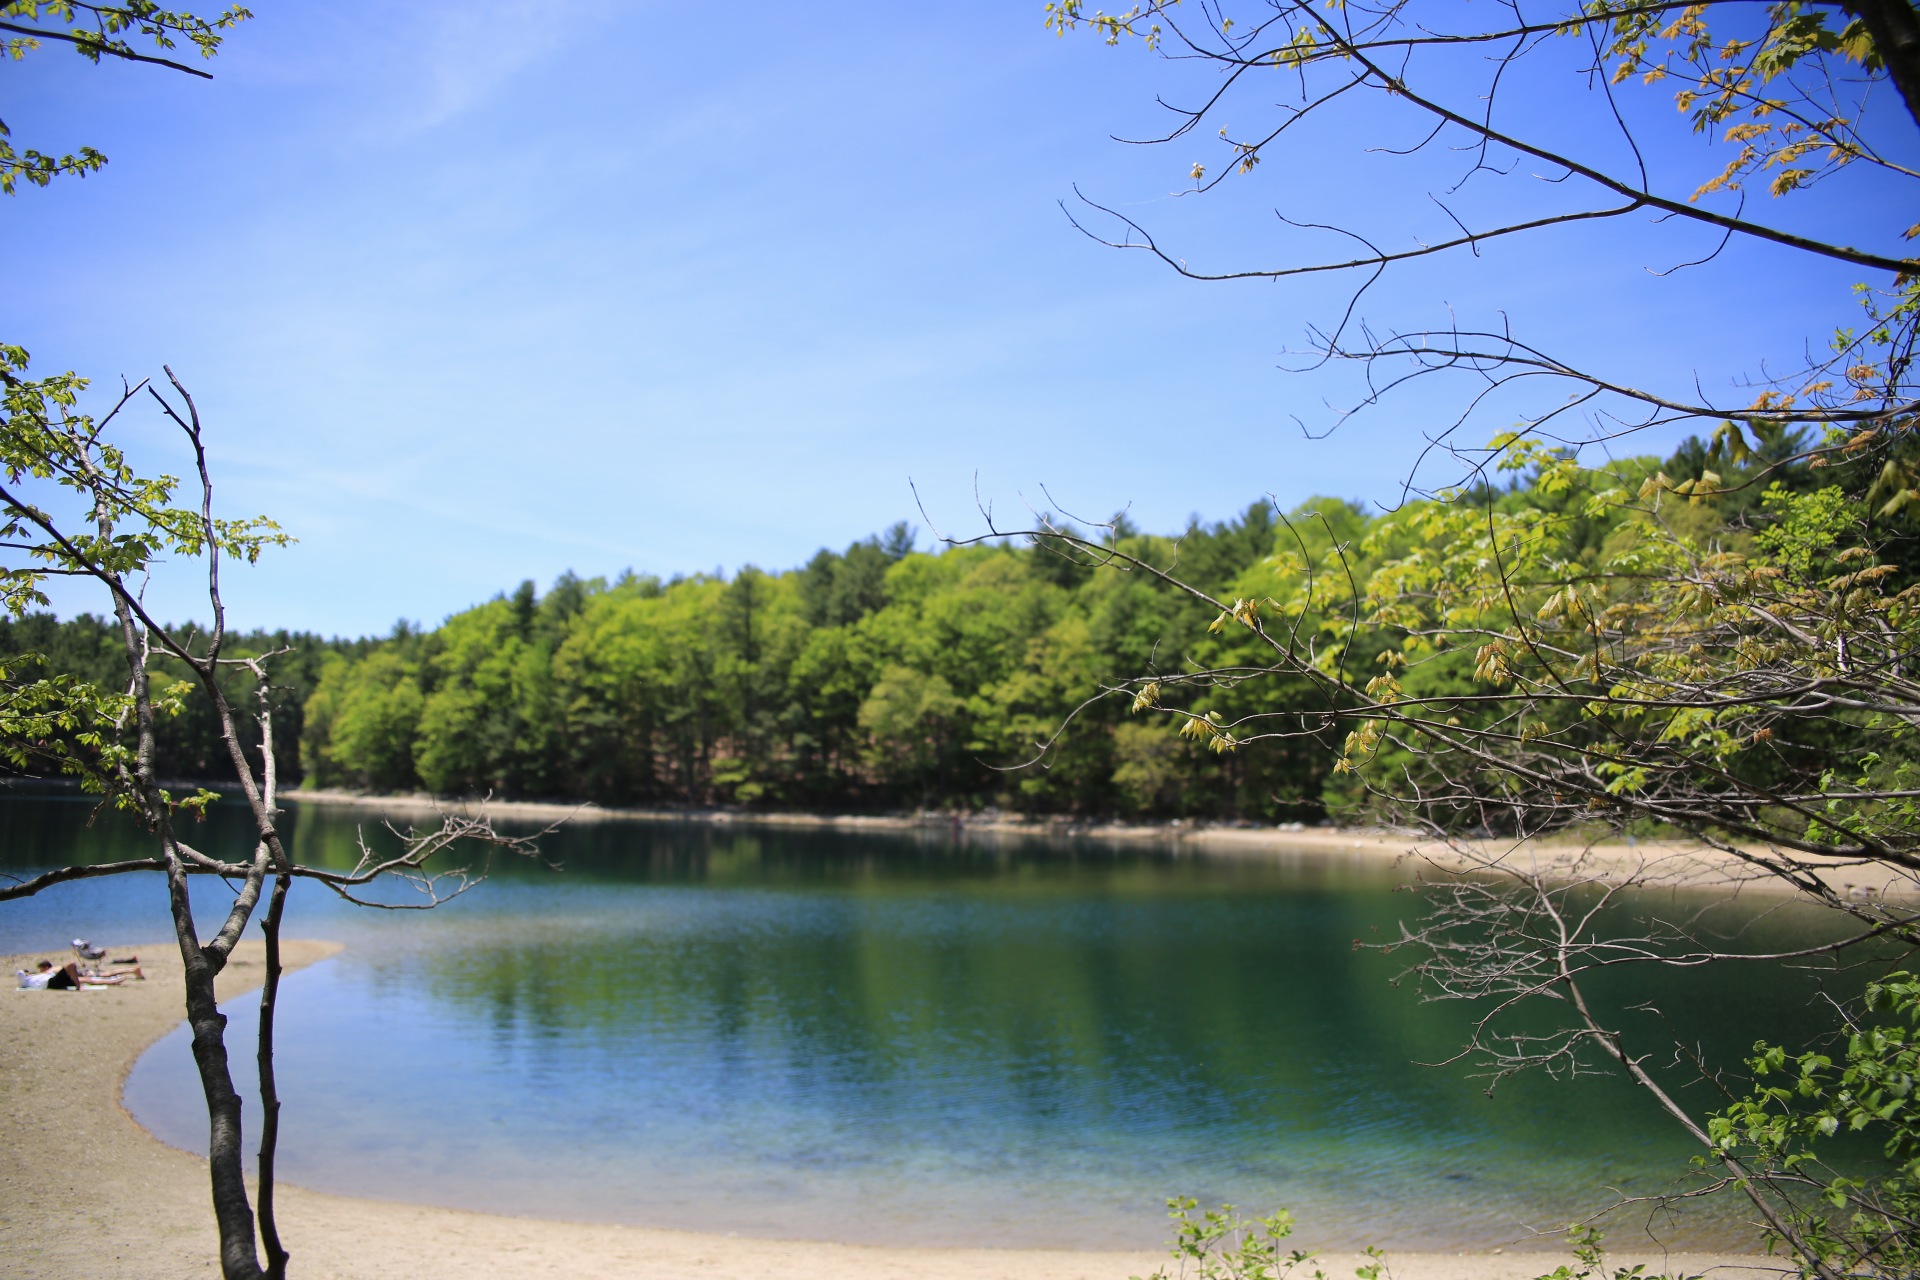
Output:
[0,613,374,790]
[0,432,1842,822]
[297,502,1325,819]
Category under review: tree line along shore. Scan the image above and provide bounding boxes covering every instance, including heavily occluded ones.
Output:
[1,427,1862,829]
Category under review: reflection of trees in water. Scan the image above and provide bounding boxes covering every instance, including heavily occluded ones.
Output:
[18,792,1878,1238]
[403,858,1855,1177]
[0,790,172,868]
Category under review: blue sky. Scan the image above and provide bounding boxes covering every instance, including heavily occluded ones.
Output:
[5,1,1906,636]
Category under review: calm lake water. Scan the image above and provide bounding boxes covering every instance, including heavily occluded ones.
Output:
[0,789,1860,1250]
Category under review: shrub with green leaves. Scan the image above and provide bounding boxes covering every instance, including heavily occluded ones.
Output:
[1707,971,1920,1279]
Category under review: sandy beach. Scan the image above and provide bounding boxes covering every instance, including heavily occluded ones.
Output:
[0,936,1787,1280]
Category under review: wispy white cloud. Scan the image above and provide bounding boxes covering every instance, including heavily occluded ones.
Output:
[233,0,628,137]
[401,0,608,132]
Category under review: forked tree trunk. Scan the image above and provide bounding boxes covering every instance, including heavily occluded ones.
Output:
[111,575,266,1280]
[163,847,265,1280]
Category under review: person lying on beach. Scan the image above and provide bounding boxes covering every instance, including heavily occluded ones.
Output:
[17,959,144,989]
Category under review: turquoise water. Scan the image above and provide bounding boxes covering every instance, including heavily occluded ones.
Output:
[0,790,1858,1249]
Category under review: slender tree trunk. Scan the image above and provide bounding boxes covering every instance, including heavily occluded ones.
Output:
[255,870,291,1280]
[162,841,265,1280]
[103,549,264,1279]
[242,670,293,1279]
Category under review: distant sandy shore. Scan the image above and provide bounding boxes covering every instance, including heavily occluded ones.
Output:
[0,935,1782,1280]
[292,787,1919,902]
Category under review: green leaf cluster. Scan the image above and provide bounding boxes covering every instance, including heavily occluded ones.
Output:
[0,2,250,193]
[1706,971,1920,1279]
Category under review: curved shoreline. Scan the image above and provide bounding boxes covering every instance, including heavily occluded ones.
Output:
[0,938,1780,1279]
[289,787,1918,903]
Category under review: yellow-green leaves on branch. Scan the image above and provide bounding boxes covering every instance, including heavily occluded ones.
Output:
[1129,680,1162,713]
[0,3,250,195]
[1208,596,1266,634]
[1177,709,1239,754]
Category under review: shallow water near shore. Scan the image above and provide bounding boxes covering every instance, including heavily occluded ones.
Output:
[1,789,1862,1249]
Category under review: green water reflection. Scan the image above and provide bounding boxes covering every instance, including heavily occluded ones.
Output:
[3,789,1869,1248]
